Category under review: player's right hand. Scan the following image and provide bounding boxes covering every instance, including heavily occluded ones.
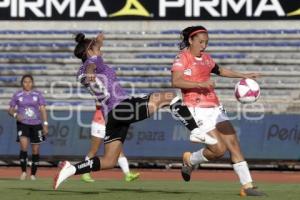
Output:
[16,114,23,122]
[85,73,96,83]
[96,32,104,47]
[198,80,215,89]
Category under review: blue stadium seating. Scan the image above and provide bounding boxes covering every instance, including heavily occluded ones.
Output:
[0,29,299,112]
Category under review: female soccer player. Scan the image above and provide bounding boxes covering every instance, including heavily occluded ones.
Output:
[53,31,217,190]
[80,95,139,183]
[8,74,48,180]
[76,33,139,182]
[171,26,265,196]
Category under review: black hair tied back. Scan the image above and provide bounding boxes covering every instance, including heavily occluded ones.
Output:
[178,26,207,50]
[75,33,85,43]
[74,33,88,62]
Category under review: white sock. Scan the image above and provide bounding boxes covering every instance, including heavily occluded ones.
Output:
[233,161,253,185]
[190,128,201,135]
[85,156,90,161]
[118,156,130,175]
[190,148,208,165]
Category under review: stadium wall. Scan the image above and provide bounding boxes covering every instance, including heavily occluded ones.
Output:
[0,110,299,161]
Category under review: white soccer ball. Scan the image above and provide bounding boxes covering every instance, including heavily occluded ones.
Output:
[234,78,260,104]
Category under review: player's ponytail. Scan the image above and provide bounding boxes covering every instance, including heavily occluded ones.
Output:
[74,33,92,63]
[75,33,85,43]
[179,26,208,50]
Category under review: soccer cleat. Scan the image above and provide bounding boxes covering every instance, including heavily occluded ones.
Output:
[181,152,193,182]
[240,187,266,197]
[53,161,75,190]
[125,172,140,182]
[81,173,95,183]
[30,175,36,181]
[20,172,27,180]
[190,128,218,145]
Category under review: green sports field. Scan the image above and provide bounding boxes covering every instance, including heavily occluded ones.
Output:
[0,179,299,200]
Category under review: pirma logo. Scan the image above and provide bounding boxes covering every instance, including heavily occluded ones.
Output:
[0,0,298,20]
[159,0,299,18]
[0,0,151,18]
[160,0,283,17]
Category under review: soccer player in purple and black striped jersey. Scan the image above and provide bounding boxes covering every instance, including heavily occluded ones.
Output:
[53,32,218,190]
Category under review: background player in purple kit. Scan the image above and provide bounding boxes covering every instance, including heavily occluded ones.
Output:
[8,74,48,180]
[53,31,218,190]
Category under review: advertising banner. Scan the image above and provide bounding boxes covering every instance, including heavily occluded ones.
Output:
[0,110,300,160]
[0,0,299,21]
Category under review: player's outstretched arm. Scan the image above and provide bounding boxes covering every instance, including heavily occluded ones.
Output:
[95,32,104,49]
[219,67,261,79]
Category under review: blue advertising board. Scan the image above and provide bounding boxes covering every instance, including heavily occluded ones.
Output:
[0,110,299,160]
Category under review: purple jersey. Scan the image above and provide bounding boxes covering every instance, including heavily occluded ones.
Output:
[9,90,46,125]
[77,55,128,115]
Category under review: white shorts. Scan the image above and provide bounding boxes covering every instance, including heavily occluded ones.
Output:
[188,105,229,135]
[91,121,106,138]
[90,108,106,138]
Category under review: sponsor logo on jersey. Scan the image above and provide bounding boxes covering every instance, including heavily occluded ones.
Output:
[184,69,192,76]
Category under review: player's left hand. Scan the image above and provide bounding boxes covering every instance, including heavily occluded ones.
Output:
[43,125,48,136]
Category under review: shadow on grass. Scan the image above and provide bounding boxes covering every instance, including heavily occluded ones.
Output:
[8,187,105,195]
[105,188,198,195]
[13,188,197,195]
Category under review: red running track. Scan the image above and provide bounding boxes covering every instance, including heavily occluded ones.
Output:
[0,167,300,183]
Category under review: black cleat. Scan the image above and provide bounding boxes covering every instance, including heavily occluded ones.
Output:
[181,165,193,182]
[181,152,193,182]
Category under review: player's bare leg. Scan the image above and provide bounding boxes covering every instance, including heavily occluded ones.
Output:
[54,141,122,190]
[216,121,265,196]
[82,108,105,183]
[81,136,102,183]
[118,152,140,182]
[181,131,226,181]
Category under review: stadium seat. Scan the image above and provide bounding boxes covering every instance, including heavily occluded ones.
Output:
[0,29,299,112]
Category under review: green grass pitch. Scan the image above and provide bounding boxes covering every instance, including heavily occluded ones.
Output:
[0,179,299,200]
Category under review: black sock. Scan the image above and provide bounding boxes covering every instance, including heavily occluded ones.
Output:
[19,151,27,172]
[31,154,39,175]
[170,97,198,131]
[74,157,101,175]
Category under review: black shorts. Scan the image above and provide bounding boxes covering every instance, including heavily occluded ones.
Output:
[16,122,45,144]
[104,95,151,144]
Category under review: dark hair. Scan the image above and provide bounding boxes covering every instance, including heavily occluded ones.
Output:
[179,26,208,50]
[74,33,93,63]
[21,74,34,86]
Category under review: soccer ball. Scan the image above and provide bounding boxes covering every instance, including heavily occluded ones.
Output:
[234,78,260,104]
